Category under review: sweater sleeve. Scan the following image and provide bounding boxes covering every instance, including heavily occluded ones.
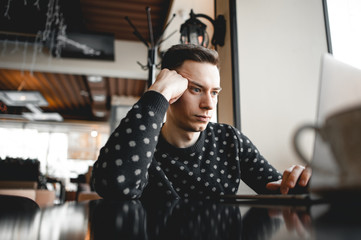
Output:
[91,91,169,199]
[233,129,282,194]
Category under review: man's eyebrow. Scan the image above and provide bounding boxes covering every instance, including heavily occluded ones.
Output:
[189,81,222,91]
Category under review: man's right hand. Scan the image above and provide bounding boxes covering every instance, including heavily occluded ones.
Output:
[148,68,188,104]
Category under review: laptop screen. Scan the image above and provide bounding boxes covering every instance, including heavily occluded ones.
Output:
[309,53,361,191]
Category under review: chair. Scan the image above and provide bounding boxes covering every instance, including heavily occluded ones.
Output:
[77,191,102,202]
[0,158,57,208]
[0,189,36,201]
[75,166,99,202]
[0,180,38,189]
[35,189,56,208]
[0,194,39,215]
[0,189,55,208]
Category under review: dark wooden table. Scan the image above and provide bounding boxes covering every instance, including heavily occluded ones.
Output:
[1,195,360,240]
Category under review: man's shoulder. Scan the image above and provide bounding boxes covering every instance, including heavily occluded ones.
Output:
[207,122,236,130]
[207,122,240,135]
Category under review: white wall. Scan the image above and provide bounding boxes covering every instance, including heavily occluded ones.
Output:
[236,0,328,171]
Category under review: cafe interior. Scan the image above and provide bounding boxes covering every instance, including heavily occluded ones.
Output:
[1,0,361,239]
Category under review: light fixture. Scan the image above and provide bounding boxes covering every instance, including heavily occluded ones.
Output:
[180,9,226,48]
[90,130,98,138]
[0,90,48,106]
[87,75,103,83]
[94,111,107,118]
[22,104,63,121]
[92,94,106,102]
[22,112,63,122]
[0,90,48,107]
[0,91,64,121]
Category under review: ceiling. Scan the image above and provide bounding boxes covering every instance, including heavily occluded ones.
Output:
[0,0,173,122]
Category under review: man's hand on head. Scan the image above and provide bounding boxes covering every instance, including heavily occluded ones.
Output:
[266,165,312,194]
[148,68,188,104]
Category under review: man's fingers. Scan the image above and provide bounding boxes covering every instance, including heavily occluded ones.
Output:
[280,166,292,194]
[149,69,188,103]
[280,165,306,194]
[266,180,282,191]
[284,165,305,187]
[298,167,312,187]
[267,165,311,194]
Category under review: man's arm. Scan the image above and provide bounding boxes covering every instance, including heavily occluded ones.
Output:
[237,130,283,194]
[234,127,311,194]
[91,91,169,199]
[91,69,188,199]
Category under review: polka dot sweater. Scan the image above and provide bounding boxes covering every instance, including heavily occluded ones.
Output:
[91,91,282,200]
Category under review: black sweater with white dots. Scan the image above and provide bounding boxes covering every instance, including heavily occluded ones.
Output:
[92,91,282,200]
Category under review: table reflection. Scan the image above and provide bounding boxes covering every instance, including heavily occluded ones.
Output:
[1,196,361,240]
[89,199,282,240]
[0,200,88,240]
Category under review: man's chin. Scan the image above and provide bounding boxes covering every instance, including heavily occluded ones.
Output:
[193,122,209,132]
[181,120,209,132]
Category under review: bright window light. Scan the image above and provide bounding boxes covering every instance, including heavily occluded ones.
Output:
[91,130,98,138]
[327,0,361,69]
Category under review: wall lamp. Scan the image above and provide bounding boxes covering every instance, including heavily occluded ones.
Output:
[180,9,226,48]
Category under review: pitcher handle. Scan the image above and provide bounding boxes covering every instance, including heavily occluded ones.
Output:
[292,124,319,165]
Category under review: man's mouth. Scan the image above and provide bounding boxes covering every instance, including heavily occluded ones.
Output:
[195,115,211,122]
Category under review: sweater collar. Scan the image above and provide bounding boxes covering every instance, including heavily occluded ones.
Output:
[157,126,207,155]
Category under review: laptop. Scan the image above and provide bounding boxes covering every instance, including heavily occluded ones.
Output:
[308,53,361,196]
[222,53,361,204]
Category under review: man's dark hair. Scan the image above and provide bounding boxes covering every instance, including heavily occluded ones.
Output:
[161,44,219,70]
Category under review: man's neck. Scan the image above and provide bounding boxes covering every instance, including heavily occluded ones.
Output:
[161,122,200,148]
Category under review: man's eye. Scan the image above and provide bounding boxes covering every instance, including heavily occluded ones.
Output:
[191,87,201,93]
[211,91,219,96]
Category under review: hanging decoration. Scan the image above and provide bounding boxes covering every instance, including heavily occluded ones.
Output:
[0,0,102,74]
[0,0,96,122]
[125,7,176,87]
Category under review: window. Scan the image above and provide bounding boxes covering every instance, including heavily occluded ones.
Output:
[0,122,109,189]
[325,0,361,69]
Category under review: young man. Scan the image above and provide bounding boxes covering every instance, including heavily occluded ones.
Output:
[91,44,311,200]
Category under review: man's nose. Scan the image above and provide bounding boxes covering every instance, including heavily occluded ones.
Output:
[200,92,215,110]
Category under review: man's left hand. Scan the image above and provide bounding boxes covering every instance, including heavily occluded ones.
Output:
[266,165,312,194]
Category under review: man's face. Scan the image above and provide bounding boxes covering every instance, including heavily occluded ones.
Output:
[167,60,221,132]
